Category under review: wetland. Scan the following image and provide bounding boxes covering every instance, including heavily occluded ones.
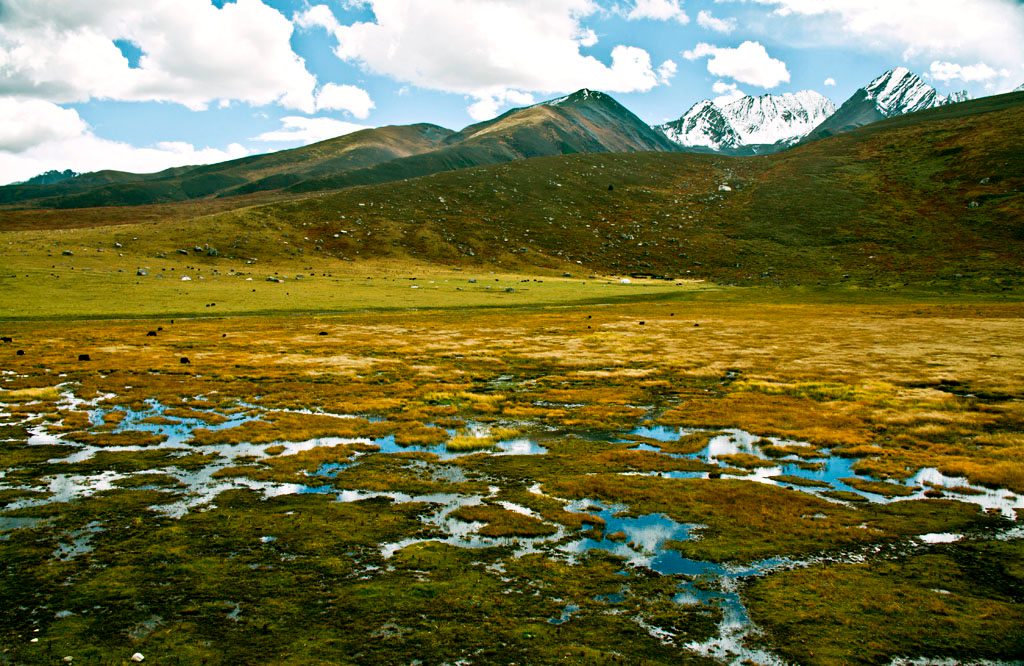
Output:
[2,296,1023,664]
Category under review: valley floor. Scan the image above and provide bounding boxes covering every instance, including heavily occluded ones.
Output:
[1,290,1023,664]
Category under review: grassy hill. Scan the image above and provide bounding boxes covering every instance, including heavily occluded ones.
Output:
[1,90,1021,299]
[0,90,677,209]
[0,124,453,209]
[194,90,1022,291]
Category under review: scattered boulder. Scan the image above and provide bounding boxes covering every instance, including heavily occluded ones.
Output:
[62,250,73,256]
[146,331,157,337]
[78,354,91,362]
[131,654,145,663]
[177,249,189,255]
[114,242,123,249]
[137,269,149,277]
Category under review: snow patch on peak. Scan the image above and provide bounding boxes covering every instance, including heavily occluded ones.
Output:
[547,88,605,107]
[863,67,972,116]
[720,90,835,146]
[940,90,970,105]
[658,100,740,151]
[864,67,938,116]
[658,90,835,151]
[1015,83,1024,92]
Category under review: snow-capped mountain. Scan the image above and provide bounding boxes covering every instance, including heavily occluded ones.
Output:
[806,68,969,141]
[723,91,836,146]
[1016,83,1024,92]
[659,100,741,151]
[657,91,835,153]
[864,66,966,115]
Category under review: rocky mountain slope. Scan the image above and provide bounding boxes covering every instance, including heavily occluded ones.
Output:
[805,67,968,141]
[194,91,1021,290]
[289,89,678,194]
[0,90,676,209]
[658,91,835,154]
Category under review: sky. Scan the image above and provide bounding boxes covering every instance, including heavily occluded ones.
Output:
[1,0,1023,185]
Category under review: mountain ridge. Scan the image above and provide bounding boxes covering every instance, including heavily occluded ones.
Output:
[1,89,677,209]
[657,90,835,154]
[805,67,968,141]
[0,70,997,209]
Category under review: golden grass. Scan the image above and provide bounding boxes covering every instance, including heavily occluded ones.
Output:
[446,434,498,452]
[449,504,557,538]
[2,296,1023,493]
[0,386,61,402]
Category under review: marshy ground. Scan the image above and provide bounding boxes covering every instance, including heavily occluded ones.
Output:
[2,288,1023,665]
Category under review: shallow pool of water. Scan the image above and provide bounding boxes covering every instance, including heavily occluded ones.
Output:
[627,427,1024,519]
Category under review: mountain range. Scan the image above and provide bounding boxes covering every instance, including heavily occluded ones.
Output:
[805,67,968,142]
[661,67,969,153]
[0,67,1005,210]
[657,90,835,154]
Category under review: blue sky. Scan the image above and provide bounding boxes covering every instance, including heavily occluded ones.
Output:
[1,0,1022,184]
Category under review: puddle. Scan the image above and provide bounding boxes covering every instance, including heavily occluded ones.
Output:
[377,489,568,559]
[0,516,48,536]
[560,501,700,569]
[547,603,580,625]
[53,521,104,560]
[628,427,1024,519]
[918,533,963,544]
[556,499,792,664]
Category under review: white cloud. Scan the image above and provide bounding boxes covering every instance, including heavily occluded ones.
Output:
[627,0,690,24]
[711,80,746,105]
[824,77,837,86]
[466,98,503,122]
[657,60,678,85]
[577,28,599,48]
[295,4,342,31]
[929,61,1002,84]
[0,98,89,153]
[0,99,248,185]
[315,84,375,118]
[0,0,318,112]
[466,90,538,122]
[683,41,790,88]
[744,0,1024,90]
[301,1,671,119]
[697,10,737,33]
[252,116,369,144]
